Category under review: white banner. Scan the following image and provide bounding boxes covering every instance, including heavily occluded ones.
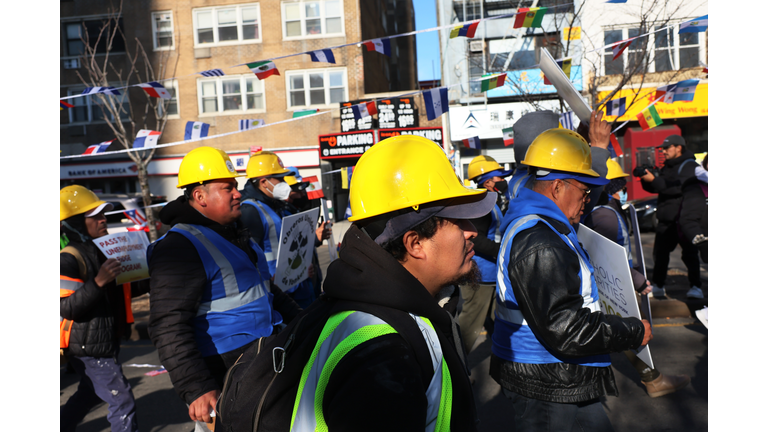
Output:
[628,205,652,327]
[274,208,320,291]
[539,48,592,123]
[92,231,150,284]
[577,224,653,369]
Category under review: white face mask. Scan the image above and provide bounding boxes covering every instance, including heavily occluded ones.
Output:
[268,180,292,201]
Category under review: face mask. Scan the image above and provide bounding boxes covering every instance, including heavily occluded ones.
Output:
[268,180,292,201]
[618,190,628,206]
[494,179,509,193]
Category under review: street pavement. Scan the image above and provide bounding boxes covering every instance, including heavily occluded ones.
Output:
[61,225,708,431]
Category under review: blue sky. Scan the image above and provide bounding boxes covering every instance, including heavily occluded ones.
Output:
[413,1,442,82]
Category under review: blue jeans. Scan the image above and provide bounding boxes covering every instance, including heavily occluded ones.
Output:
[502,388,614,432]
[61,355,138,432]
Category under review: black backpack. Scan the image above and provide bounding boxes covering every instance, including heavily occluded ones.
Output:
[215,295,436,432]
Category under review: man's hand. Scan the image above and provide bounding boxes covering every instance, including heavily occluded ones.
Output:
[639,280,652,295]
[315,220,332,243]
[640,169,655,182]
[189,390,220,423]
[640,319,653,346]
[588,110,611,149]
[94,258,121,288]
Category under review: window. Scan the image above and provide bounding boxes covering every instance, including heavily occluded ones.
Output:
[603,21,705,75]
[67,88,130,124]
[285,69,347,109]
[63,18,125,57]
[193,3,261,46]
[157,80,179,118]
[152,11,174,50]
[197,75,265,115]
[282,0,344,39]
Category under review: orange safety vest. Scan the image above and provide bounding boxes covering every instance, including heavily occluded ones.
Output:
[60,275,82,349]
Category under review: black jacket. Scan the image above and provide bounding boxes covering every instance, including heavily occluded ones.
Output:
[641,150,697,223]
[60,240,148,358]
[490,215,646,403]
[468,211,499,262]
[222,224,478,431]
[148,196,302,405]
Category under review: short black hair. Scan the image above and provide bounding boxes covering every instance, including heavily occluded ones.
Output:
[381,216,444,261]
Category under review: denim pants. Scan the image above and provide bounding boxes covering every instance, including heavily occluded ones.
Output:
[502,388,614,432]
[61,355,138,432]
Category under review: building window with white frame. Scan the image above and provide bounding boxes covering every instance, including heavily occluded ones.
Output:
[282,0,344,39]
[285,68,347,109]
[152,11,175,50]
[603,22,704,75]
[197,75,265,115]
[67,89,130,124]
[193,3,261,46]
[157,80,179,118]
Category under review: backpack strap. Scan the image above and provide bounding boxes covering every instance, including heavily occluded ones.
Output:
[678,159,695,175]
[60,245,87,280]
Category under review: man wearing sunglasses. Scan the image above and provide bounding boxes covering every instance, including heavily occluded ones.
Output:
[491,129,653,432]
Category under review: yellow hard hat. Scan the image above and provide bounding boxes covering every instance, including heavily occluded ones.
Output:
[177,146,243,188]
[348,135,486,221]
[284,176,298,186]
[246,151,290,179]
[521,129,600,177]
[60,185,112,221]
[606,159,629,179]
[467,155,503,181]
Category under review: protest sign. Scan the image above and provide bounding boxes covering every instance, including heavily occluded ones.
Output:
[628,205,652,327]
[92,231,150,284]
[320,201,338,263]
[274,208,320,291]
[539,48,592,123]
[578,224,654,369]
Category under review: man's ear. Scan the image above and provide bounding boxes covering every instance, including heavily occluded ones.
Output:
[401,230,427,262]
[192,185,207,207]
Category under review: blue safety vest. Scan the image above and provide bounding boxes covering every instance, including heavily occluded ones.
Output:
[508,170,532,199]
[148,223,281,357]
[493,189,610,367]
[591,203,632,267]
[241,199,314,295]
[472,203,502,283]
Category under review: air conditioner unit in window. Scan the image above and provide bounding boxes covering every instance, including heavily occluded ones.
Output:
[63,59,80,69]
[469,41,484,53]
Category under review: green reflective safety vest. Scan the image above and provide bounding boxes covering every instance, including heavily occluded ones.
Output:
[291,310,453,432]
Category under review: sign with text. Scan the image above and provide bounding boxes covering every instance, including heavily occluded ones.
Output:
[377,97,418,129]
[340,99,377,132]
[92,231,150,284]
[318,130,376,160]
[448,100,561,141]
[577,224,654,369]
[274,208,320,291]
[598,83,708,121]
[628,205,652,327]
[378,127,444,146]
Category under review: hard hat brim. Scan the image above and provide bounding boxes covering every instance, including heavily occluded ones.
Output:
[535,170,610,186]
[84,202,114,217]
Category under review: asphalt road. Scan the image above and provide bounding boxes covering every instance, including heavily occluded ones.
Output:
[60,228,708,431]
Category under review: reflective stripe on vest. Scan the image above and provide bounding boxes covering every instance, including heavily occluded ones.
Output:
[509,173,530,199]
[154,223,277,356]
[242,199,281,268]
[494,215,609,366]
[472,204,503,283]
[592,205,632,267]
[291,311,452,432]
[59,275,83,349]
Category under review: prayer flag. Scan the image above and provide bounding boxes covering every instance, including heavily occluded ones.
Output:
[673,79,699,102]
[82,87,121,96]
[293,109,319,118]
[654,83,677,104]
[513,7,546,28]
[637,105,662,130]
[462,136,481,150]
[239,119,265,131]
[423,87,449,121]
[611,38,635,60]
[304,176,324,199]
[502,127,514,146]
[133,130,162,148]
[362,38,391,56]
[559,112,576,130]
[481,74,506,92]
[60,100,74,110]
[184,121,210,140]
[137,82,172,99]
[679,15,708,33]
[247,61,280,80]
[449,22,480,39]
[351,101,377,120]
[83,140,114,155]
[309,49,336,64]
[605,97,626,117]
[199,69,225,77]
[543,59,571,85]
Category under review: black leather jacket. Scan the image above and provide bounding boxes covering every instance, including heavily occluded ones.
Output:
[490,215,646,403]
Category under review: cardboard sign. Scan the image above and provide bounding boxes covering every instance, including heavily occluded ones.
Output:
[628,205,652,327]
[274,208,320,291]
[92,231,150,284]
[539,48,592,123]
[577,224,654,369]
